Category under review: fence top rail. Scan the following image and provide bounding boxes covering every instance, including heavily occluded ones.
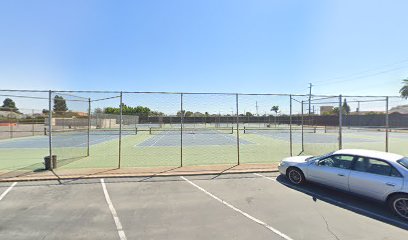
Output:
[0,89,404,98]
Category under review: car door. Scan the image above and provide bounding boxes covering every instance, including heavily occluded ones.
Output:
[307,154,354,191]
[348,157,404,201]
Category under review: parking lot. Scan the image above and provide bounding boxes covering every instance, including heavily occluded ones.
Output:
[1,172,407,240]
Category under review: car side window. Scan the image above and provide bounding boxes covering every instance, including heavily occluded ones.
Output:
[318,155,354,169]
[352,157,401,177]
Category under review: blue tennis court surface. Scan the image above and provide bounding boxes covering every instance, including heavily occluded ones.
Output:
[0,134,120,149]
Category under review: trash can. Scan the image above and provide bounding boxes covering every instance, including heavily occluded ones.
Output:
[44,155,57,170]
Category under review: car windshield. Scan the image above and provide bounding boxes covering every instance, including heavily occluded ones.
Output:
[397,157,408,170]
[306,152,334,162]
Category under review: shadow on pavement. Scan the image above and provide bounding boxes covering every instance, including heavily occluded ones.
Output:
[275,175,408,230]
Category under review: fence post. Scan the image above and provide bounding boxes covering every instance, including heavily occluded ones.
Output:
[301,100,304,153]
[338,95,343,150]
[8,113,12,139]
[289,95,293,156]
[87,98,91,157]
[236,94,240,165]
[48,90,53,167]
[385,96,389,152]
[118,92,123,169]
[32,109,35,136]
[180,93,183,167]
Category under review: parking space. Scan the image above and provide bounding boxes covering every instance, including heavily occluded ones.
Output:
[1,173,407,240]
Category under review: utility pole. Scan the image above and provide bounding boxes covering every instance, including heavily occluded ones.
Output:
[256,101,259,116]
[308,83,313,115]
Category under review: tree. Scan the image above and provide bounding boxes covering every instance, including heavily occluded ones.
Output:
[270,106,279,126]
[342,99,350,115]
[94,108,103,114]
[271,106,279,115]
[53,95,68,113]
[177,110,185,117]
[1,98,18,112]
[185,111,194,117]
[103,104,151,116]
[245,112,253,117]
[400,78,408,99]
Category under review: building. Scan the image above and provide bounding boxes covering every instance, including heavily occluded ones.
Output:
[320,106,334,115]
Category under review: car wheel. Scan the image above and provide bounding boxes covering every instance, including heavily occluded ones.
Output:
[286,167,305,185]
[388,193,408,220]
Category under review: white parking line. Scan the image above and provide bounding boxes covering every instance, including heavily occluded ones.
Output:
[100,179,127,240]
[180,176,294,240]
[254,173,408,228]
[0,182,17,201]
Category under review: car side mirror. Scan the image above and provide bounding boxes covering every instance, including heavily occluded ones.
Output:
[316,160,324,166]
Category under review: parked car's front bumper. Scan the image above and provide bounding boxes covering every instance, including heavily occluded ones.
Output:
[278,162,288,175]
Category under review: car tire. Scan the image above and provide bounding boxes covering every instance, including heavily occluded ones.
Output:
[286,167,305,185]
[388,193,408,220]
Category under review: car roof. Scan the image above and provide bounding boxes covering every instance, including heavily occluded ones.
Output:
[333,149,404,162]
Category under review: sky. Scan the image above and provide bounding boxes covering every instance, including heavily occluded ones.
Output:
[1,0,408,113]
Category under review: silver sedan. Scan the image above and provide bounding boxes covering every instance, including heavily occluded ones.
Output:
[278,149,408,220]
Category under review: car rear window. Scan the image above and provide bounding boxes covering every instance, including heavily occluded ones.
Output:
[397,157,408,170]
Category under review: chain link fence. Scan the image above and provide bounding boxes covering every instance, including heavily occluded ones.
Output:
[0,90,407,178]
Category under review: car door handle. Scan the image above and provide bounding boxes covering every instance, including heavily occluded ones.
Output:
[337,174,345,177]
[386,183,395,187]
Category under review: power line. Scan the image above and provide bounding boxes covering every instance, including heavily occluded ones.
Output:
[314,59,408,86]
[316,66,407,87]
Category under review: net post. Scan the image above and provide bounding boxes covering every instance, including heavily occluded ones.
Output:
[301,100,304,153]
[236,93,240,165]
[87,98,91,157]
[338,94,343,150]
[118,92,123,169]
[48,90,53,168]
[385,96,389,152]
[180,93,183,167]
[289,95,293,157]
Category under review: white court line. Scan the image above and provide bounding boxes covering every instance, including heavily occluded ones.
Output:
[100,179,127,240]
[180,176,294,240]
[76,134,117,147]
[148,132,167,147]
[0,182,17,201]
[254,173,408,228]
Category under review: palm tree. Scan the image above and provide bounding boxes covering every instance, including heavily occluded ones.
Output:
[270,106,279,126]
[400,78,408,99]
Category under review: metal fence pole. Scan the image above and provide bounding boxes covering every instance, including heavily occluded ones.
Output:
[289,95,293,156]
[118,92,123,168]
[8,113,12,139]
[385,96,389,152]
[301,100,304,153]
[48,90,53,165]
[180,93,184,167]
[87,98,91,157]
[236,94,240,165]
[32,109,35,136]
[338,95,343,150]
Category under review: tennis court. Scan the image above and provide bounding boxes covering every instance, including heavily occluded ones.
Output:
[1,172,407,240]
[137,128,252,147]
